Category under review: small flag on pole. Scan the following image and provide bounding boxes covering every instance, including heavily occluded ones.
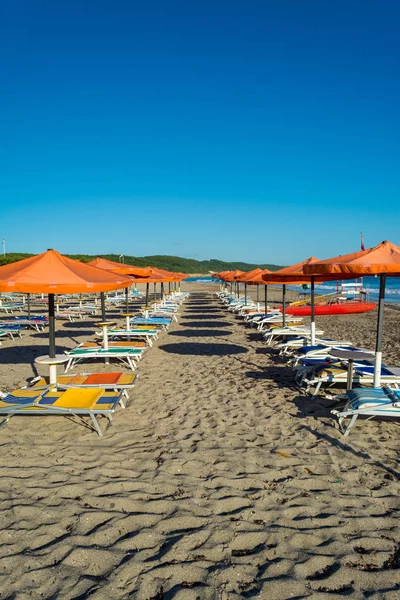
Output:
[361,232,365,251]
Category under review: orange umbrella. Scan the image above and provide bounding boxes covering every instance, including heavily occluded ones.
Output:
[304,240,400,385]
[0,249,132,362]
[87,257,152,277]
[223,270,246,282]
[246,269,273,284]
[236,268,265,305]
[261,257,321,331]
[88,257,155,314]
[262,257,320,284]
[245,269,273,311]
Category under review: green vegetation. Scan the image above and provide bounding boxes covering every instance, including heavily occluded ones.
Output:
[0,252,284,274]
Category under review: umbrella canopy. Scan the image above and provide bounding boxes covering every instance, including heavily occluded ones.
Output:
[303,241,400,276]
[0,250,133,293]
[304,240,400,387]
[246,269,273,285]
[237,268,264,282]
[87,257,152,277]
[223,270,246,282]
[0,249,133,365]
[260,258,321,331]
[262,257,320,284]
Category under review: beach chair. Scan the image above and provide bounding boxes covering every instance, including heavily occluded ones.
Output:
[299,360,400,396]
[280,339,355,359]
[28,372,137,405]
[106,329,159,347]
[263,326,324,346]
[130,317,173,330]
[0,326,23,342]
[0,387,124,436]
[65,347,144,372]
[331,386,400,436]
[0,305,23,314]
[79,341,147,350]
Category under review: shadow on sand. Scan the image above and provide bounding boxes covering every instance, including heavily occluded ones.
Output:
[159,342,248,356]
[169,329,233,338]
[180,321,232,328]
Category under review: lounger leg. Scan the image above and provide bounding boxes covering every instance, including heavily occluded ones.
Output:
[312,380,322,396]
[90,414,103,436]
[0,415,13,429]
[343,414,358,436]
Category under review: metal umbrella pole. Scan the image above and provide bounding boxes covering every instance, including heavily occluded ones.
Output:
[153,283,156,301]
[100,292,106,321]
[244,282,247,306]
[48,293,56,358]
[282,284,286,327]
[264,285,268,315]
[373,273,386,387]
[145,283,149,306]
[256,285,259,305]
[310,277,316,345]
[27,293,31,320]
[125,285,129,313]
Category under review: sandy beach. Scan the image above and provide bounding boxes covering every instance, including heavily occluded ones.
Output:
[0,282,399,599]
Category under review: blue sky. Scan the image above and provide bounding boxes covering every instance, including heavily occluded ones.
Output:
[1,0,399,265]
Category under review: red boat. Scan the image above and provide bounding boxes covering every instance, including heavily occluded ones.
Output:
[283,302,377,316]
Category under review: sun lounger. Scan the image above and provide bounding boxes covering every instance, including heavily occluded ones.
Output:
[79,341,147,349]
[56,311,84,322]
[279,339,355,359]
[130,317,172,330]
[1,318,47,332]
[0,326,23,341]
[65,347,144,372]
[331,386,400,436]
[263,326,324,346]
[0,387,124,436]
[106,329,159,347]
[0,305,23,314]
[299,360,400,396]
[28,372,137,405]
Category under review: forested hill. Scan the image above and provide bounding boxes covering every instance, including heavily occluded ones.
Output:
[0,253,284,274]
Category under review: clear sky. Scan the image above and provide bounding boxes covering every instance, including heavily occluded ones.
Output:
[1,0,399,264]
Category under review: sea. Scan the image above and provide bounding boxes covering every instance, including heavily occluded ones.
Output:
[184,276,400,303]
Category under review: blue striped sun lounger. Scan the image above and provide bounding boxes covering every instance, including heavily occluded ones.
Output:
[332,386,400,436]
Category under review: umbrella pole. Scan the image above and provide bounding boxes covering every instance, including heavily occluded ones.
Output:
[145,283,149,306]
[169,282,171,294]
[310,276,316,345]
[125,286,129,313]
[244,282,247,306]
[100,292,106,321]
[27,293,31,320]
[264,285,268,314]
[256,285,259,304]
[373,273,386,387]
[48,293,56,358]
[153,283,156,301]
[282,285,286,327]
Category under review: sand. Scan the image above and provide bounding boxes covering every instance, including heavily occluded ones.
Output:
[0,283,399,599]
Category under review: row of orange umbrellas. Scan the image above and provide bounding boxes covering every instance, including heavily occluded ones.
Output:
[0,250,187,360]
[87,256,186,310]
[216,241,400,386]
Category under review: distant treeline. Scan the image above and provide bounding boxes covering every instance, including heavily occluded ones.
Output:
[0,253,284,274]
